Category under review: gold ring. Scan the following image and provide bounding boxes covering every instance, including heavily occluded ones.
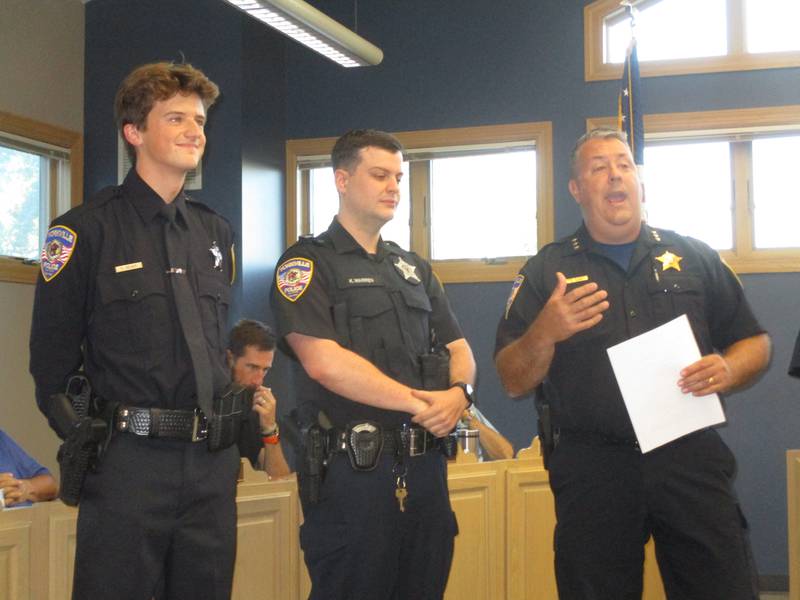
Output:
[708,376,715,385]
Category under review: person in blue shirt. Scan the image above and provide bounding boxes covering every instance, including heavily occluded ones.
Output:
[0,429,58,507]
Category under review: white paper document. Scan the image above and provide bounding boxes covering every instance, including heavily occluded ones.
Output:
[606,314,726,453]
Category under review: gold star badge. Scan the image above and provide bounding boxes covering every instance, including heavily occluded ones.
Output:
[655,251,683,272]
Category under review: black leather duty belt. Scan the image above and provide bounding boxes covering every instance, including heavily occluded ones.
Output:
[115,406,208,442]
[330,426,439,457]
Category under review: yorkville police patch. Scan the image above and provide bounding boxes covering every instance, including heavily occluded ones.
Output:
[504,274,525,319]
[276,257,314,302]
[40,225,78,282]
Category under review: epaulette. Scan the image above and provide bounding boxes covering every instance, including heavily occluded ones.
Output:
[184,195,233,227]
[298,233,325,246]
[52,185,119,225]
[84,185,120,208]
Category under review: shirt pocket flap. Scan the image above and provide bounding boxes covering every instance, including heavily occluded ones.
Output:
[97,269,165,305]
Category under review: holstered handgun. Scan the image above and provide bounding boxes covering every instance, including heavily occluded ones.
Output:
[535,380,556,470]
[286,409,329,510]
[49,377,110,506]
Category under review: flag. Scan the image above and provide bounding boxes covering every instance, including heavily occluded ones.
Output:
[618,38,644,166]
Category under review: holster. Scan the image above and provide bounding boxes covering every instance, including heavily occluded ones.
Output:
[285,409,329,509]
[50,376,112,506]
[535,381,556,470]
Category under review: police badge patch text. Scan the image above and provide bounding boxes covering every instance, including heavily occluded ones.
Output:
[277,257,314,302]
[40,225,78,282]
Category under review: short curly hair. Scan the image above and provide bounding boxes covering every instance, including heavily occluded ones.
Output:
[114,62,220,161]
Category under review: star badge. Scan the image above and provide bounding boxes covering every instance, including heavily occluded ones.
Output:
[655,251,683,272]
[393,257,420,283]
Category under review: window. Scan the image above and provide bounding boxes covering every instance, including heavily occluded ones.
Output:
[587,105,800,273]
[285,123,553,283]
[585,0,800,81]
[0,111,82,284]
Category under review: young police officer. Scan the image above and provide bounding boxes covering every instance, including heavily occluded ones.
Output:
[271,129,476,599]
[30,62,240,599]
[495,129,770,600]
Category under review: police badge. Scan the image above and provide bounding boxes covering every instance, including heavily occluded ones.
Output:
[209,241,223,271]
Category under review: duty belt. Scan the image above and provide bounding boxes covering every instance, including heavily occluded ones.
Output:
[115,406,208,442]
[330,426,439,457]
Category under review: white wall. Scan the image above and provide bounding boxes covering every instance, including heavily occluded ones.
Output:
[0,0,85,473]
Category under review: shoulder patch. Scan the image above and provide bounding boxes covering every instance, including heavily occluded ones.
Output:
[40,225,78,282]
[276,257,314,302]
[504,274,525,319]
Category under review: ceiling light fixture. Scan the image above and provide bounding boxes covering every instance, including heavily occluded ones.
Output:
[224,0,383,68]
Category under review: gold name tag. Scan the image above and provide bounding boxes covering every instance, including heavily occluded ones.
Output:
[115,261,143,273]
[565,275,589,284]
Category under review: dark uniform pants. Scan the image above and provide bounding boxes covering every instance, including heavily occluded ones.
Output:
[548,428,759,600]
[300,451,458,600]
[72,433,240,600]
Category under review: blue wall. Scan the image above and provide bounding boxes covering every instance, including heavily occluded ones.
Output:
[83,0,800,579]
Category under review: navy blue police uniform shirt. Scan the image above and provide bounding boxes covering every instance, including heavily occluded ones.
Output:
[30,169,235,421]
[495,223,765,440]
[270,217,463,428]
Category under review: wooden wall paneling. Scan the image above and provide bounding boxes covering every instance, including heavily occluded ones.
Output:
[0,507,34,600]
[446,460,507,600]
[505,456,557,600]
[233,464,300,600]
[789,450,800,600]
[46,503,77,600]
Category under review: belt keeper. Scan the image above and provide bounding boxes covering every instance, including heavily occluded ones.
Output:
[149,407,161,438]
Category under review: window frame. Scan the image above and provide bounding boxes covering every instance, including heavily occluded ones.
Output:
[285,122,554,283]
[585,0,800,82]
[0,111,83,284]
[586,105,800,273]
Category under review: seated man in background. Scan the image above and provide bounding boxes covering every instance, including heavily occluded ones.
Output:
[228,319,291,479]
[0,429,58,507]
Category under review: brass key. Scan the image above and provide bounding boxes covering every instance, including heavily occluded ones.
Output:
[395,478,408,512]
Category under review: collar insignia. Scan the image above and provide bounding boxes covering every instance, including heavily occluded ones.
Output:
[655,251,683,272]
[41,225,77,282]
[393,257,420,283]
[210,242,223,271]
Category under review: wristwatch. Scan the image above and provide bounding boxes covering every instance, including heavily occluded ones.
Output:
[451,382,475,408]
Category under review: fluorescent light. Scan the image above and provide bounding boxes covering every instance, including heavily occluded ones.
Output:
[225,0,384,68]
